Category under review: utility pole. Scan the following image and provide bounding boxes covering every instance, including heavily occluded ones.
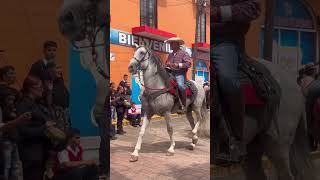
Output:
[263,0,276,61]
[192,0,207,80]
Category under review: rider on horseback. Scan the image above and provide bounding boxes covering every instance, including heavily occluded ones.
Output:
[165,37,192,112]
[212,0,261,160]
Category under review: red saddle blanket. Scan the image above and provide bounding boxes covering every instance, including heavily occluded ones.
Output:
[169,79,192,97]
[241,83,264,105]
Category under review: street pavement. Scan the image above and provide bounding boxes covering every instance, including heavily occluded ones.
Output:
[110,115,210,180]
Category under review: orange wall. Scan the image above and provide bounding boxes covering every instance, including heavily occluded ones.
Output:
[110,0,210,86]
[0,0,69,88]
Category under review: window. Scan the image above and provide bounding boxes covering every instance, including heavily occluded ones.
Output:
[196,12,206,42]
[259,0,316,70]
[194,60,209,82]
[140,0,157,28]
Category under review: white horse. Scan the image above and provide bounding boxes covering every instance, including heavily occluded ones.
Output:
[128,45,210,162]
[58,0,108,127]
[57,0,109,177]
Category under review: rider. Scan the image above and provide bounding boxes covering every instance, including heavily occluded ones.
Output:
[165,37,192,112]
[212,0,261,160]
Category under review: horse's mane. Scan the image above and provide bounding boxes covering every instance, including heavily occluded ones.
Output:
[147,48,171,87]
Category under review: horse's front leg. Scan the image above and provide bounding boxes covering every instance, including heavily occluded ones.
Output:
[130,114,150,162]
[164,112,175,156]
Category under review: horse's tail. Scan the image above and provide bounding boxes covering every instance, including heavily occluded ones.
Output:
[289,113,315,180]
[198,96,210,138]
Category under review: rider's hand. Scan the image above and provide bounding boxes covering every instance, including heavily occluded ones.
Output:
[172,63,179,68]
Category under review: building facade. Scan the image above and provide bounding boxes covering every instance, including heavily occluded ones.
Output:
[246,0,320,70]
[0,0,69,85]
[110,0,210,104]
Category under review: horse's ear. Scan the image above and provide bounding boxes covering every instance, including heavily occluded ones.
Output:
[134,43,139,48]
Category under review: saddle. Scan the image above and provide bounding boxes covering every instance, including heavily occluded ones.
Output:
[141,75,197,103]
[167,76,198,102]
[212,57,282,165]
[239,57,280,106]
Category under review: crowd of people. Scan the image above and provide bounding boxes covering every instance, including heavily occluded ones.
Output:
[0,40,99,180]
[110,74,141,140]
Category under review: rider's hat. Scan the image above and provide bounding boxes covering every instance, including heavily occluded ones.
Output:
[164,37,185,45]
[298,62,317,76]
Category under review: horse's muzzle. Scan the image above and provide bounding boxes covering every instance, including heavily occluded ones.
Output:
[128,59,138,74]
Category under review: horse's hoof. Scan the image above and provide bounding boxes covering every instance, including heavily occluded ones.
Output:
[166,151,174,156]
[188,144,196,150]
[129,155,139,162]
[192,137,198,144]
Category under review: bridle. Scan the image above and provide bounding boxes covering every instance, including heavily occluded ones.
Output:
[133,46,151,71]
[132,46,168,91]
[70,0,108,80]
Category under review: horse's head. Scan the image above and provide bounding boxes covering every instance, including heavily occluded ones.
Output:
[128,45,151,74]
[58,0,107,41]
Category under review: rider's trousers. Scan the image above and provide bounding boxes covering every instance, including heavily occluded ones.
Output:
[212,40,245,141]
[175,74,185,91]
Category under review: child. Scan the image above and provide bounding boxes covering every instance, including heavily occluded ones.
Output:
[127,102,141,127]
[53,128,99,180]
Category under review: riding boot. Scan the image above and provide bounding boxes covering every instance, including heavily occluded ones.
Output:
[225,89,246,161]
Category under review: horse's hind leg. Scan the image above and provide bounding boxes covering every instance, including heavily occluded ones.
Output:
[130,114,151,162]
[186,108,197,150]
[265,138,294,180]
[164,112,175,156]
[186,107,195,130]
[242,138,267,180]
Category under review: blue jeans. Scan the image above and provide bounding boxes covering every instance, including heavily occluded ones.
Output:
[0,140,20,180]
[212,42,242,95]
[174,74,185,90]
[212,41,244,140]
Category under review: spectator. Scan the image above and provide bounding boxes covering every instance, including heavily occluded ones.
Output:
[123,82,132,100]
[28,40,58,81]
[114,86,127,135]
[48,62,70,131]
[54,128,99,180]
[119,74,129,88]
[16,76,56,180]
[0,66,20,102]
[109,82,117,140]
[0,88,31,180]
[127,102,141,127]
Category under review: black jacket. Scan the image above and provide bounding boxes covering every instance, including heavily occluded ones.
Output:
[28,59,51,81]
[52,78,69,108]
[16,96,52,161]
